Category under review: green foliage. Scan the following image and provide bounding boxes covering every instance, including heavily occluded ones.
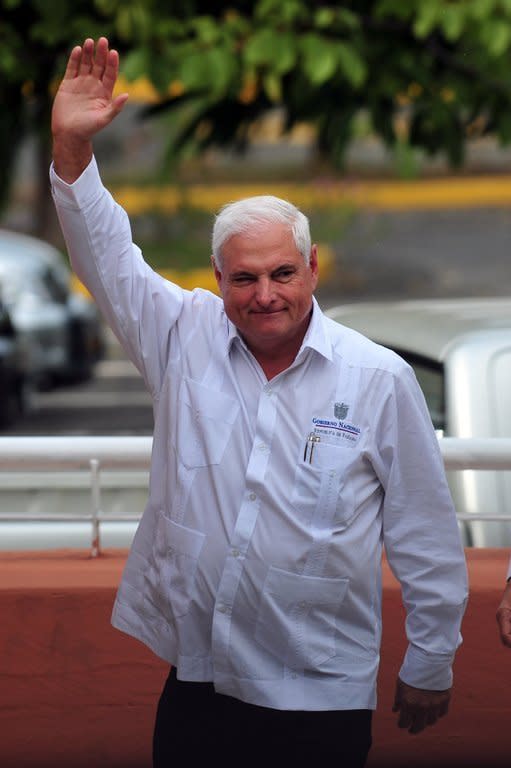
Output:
[130,0,511,170]
[4,0,511,224]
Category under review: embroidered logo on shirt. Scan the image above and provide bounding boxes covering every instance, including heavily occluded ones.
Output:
[334,402,349,420]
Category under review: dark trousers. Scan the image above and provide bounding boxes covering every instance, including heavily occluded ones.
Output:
[153,667,372,768]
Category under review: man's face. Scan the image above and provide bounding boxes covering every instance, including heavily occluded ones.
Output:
[212,222,318,359]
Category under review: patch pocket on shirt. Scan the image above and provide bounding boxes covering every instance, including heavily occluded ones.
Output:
[175,377,239,469]
[254,567,349,670]
[291,442,356,529]
[148,513,205,620]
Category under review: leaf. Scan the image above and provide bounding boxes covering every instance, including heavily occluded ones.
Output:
[243,27,280,66]
[271,33,297,74]
[263,72,282,102]
[337,42,367,88]
[480,20,511,57]
[471,0,498,21]
[243,28,296,74]
[255,0,309,25]
[413,3,441,38]
[335,8,361,31]
[314,8,336,29]
[122,48,151,82]
[440,6,466,41]
[190,16,220,46]
[179,46,237,98]
[300,34,338,85]
[301,34,367,89]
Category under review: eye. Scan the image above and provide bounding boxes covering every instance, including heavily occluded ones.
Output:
[231,274,256,285]
[273,268,295,282]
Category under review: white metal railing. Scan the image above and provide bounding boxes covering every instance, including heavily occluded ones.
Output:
[0,436,151,557]
[0,436,511,556]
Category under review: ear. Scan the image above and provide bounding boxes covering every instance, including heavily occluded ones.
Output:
[309,244,319,287]
[211,255,222,294]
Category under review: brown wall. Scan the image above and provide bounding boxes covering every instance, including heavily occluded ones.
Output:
[1,549,510,768]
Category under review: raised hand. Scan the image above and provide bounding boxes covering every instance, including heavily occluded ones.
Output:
[52,37,129,182]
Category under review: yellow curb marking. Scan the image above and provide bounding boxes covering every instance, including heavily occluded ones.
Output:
[113,176,511,215]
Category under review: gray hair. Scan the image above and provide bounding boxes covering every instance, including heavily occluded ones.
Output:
[211,195,311,270]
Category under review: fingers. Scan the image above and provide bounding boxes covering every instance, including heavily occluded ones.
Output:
[64,37,119,93]
[396,700,447,734]
[110,92,130,119]
[91,37,109,80]
[102,49,121,97]
[398,706,427,734]
[63,45,83,80]
[496,606,511,647]
[393,678,451,735]
[78,38,95,76]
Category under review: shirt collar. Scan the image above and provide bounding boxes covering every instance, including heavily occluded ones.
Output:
[224,296,333,362]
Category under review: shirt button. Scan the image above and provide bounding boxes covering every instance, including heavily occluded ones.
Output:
[258,443,267,451]
[232,549,240,558]
[249,492,257,501]
[218,604,227,613]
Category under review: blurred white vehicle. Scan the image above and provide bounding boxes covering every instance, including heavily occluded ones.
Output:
[326,297,511,547]
[0,228,104,389]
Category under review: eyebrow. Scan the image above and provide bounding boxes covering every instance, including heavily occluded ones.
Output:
[230,263,297,279]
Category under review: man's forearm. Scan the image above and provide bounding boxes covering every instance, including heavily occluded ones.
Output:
[52,136,93,184]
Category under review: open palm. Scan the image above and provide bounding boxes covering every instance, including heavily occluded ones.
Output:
[52,37,128,142]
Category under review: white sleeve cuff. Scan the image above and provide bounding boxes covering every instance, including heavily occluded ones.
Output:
[49,156,103,209]
[399,643,457,691]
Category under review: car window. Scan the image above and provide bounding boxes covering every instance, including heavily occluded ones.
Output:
[41,267,68,304]
[0,297,14,337]
[391,349,445,432]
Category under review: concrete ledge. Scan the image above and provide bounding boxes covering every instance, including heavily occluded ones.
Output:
[1,549,510,767]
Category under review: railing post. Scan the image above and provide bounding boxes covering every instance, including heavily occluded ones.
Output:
[89,459,102,558]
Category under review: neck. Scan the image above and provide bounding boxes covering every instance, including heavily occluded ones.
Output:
[256,352,297,381]
[246,333,305,380]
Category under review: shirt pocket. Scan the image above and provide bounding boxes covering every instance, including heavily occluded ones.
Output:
[254,566,349,670]
[146,512,205,621]
[290,441,357,530]
[175,377,240,469]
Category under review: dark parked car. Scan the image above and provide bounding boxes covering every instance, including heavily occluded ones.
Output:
[0,295,28,427]
[0,229,105,389]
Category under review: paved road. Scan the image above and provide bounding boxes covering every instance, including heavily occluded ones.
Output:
[318,206,511,305]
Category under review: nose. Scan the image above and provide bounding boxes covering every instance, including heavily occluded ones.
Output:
[254,277,275,306]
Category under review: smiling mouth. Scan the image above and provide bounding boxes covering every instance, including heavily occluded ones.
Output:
[251,308,286,315]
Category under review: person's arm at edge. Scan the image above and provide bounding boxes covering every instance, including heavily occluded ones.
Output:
[496,560,511,647]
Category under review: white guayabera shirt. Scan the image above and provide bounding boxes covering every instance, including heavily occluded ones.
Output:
[51,158,468,711]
